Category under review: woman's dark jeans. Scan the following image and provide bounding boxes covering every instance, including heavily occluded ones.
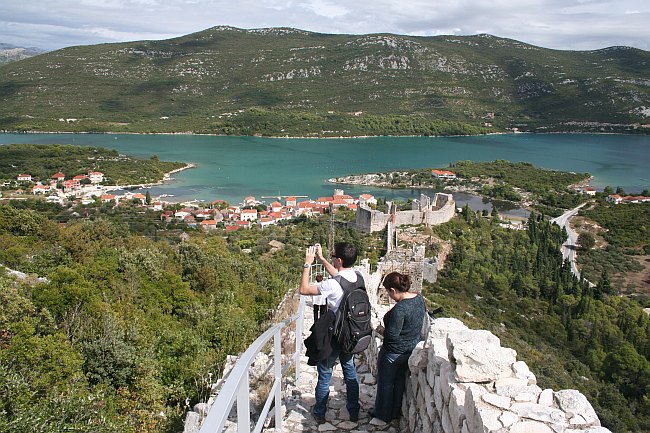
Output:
[373,347,411,422]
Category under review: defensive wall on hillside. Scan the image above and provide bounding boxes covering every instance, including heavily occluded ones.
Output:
[363,274,611,433]
[190,261,610,433]
[356,193,456,233]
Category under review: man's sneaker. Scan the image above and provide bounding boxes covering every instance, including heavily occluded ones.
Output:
[311,408,326,424]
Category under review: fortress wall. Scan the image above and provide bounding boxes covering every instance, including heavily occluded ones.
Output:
[422,258,438,283]
[434,192,453,208]
[377,260,424,291]
[366,315,610,433]
[357,193,456,233]
[356,205,392,233]
[394,209,425,226]
[355,205,374,233]
[424,198,456,225]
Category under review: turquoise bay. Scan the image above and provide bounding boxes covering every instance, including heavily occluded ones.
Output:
[1,133,649,209]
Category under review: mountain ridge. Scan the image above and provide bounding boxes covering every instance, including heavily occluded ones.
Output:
[1,27,649,136]
[0,43,46,64]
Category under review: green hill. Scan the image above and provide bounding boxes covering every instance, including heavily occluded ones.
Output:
[1,27,649,136]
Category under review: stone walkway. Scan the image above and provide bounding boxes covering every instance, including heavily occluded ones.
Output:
[273,299,402,433]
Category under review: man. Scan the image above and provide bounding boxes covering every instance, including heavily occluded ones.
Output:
[300,242,361,424]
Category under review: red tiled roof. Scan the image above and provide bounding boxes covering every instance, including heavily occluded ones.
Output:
[432,169,456,176]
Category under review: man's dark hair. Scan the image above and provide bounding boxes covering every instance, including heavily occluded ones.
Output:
[334,242,357,268]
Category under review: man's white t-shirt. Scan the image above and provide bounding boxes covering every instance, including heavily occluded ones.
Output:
[317,269,358,314]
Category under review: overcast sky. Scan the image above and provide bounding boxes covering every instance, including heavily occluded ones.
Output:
[2,0,648,52]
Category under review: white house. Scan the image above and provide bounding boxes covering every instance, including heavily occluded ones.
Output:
[259,216,276,228]
[241,209,258,221]
[17,174,32,182]
[431,169,457,180]
[243,196,257,206]
[583,187,597,196]
[46,195,64,205]
[269,201,283,213]
[200,219,218,231]
[174,210,191,220]
[101,193,118,204]
[359,193,377,206]
[32,184,52,194]
[88,171,104,183]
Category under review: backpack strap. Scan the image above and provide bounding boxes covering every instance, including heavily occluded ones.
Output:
[332,270,366,292]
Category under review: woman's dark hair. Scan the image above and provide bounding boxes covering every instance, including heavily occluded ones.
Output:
[383,271,411,292]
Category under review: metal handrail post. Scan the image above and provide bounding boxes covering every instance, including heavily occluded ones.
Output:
[273,332,282,431]
[295,297,304,384]
[237,371,250,433]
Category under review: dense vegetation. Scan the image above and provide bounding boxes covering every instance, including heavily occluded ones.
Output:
[449,160,590,213]
[0,144,185,186]
[580,201,650,252]
[425,209,650,432]
[577,200,650,293]
[0,201,376,432]
[1,27,649,135]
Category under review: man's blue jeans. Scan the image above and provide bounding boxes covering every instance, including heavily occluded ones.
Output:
[313,339,360,418]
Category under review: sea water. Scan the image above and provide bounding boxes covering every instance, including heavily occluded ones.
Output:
[2,133,649,215]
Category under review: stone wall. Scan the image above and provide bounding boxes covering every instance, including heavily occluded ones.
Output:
[424,194,455,226]
[356,204,392,233]
[423,258,438,283]
[366,315,611,433]
[356,193,456,233]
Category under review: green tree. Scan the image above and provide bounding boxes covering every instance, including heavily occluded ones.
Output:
[602,342,650,400]
[578,232,596,250]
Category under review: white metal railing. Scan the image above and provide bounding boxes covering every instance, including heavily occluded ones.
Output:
[198,295,305,433]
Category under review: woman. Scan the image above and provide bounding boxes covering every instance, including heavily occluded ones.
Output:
[372,272,425,423]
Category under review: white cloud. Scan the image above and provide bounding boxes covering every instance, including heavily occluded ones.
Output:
[300,0,348,19]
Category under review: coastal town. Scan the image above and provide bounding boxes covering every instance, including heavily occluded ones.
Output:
[6,166,650,235]
[5,168,383,232]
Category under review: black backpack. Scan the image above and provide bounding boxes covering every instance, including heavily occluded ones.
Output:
[332,271,372,354]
